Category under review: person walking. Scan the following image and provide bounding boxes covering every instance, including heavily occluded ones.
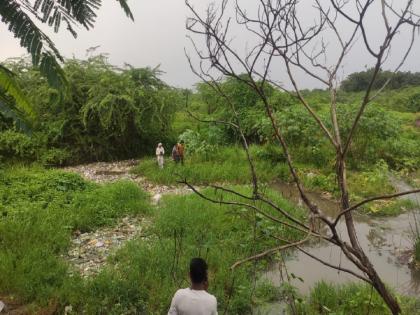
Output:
[168,258,217,315]
[156,143,165,169]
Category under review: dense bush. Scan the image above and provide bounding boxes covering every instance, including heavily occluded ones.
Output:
[337,103,401,168]
[1,56,183,165]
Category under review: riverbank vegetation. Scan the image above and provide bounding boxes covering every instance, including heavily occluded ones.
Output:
[0,166,306,313]
[293,281,420,315]
[1,55,419,312]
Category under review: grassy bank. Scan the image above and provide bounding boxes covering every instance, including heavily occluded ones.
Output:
[65,187,306,314]
[133,145,417,216]
[132,146,290,185]
[291,281,420,315]
[0,167,151,307]
[0,166,308,313]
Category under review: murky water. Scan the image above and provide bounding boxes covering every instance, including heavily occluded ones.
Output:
[261,181,420,300]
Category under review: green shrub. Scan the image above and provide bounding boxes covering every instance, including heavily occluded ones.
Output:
[72,180,151,232]
[0,130,35,161]
[347,160,395,200]
[295,281,420,315]
[363,199,416,216]
[39,147,71,166]
[252,144,286,164]
[0,167,151,304]
[300,171,337,193]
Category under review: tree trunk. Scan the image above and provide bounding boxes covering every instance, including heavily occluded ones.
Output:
[337,158,401,314]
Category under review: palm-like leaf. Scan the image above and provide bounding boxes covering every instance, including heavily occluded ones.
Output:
[0,0,133,89]
[0,0,66,90]
[31,0,133,35]
[0,98,30,132]
[0,0,133,124]
[0,64,36,122]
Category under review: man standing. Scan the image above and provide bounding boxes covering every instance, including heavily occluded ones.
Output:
[168,258,218,315]
[172,144,180,163]
[176,140,185,165]
[156,143,165,169]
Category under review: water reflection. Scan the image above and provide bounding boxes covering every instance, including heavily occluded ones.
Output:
[264,182,420,297]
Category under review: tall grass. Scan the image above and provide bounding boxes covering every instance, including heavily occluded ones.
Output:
[0,167,150,304]
[415,237,420,262]
[295,281,420,315]
[131,146,290,185]
[65,187,306,314]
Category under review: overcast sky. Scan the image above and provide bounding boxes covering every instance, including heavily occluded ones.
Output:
[1,0,419,89]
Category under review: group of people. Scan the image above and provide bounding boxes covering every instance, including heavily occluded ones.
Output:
[155,141,185,169]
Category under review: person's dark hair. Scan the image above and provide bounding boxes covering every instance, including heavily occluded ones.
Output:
[189,258,208,284]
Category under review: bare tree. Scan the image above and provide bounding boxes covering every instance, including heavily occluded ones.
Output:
[185,0,420,314]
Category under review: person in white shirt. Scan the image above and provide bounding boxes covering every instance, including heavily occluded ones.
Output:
[156,143,165,169]
[168,258,218,315]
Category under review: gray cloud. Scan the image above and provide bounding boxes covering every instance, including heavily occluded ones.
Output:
[1,0,419,89]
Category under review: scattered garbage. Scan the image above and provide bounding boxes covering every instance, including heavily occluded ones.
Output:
[65,216,148,277]
[63,159,194,196]
[62,160,196,277]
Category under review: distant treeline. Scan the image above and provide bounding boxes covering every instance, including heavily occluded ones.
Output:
[341,68,420,92]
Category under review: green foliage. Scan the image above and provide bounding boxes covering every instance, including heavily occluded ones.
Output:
[294,281,420,315]
[0,129,71,166]
[346,160,394,199]
[66,188,305,314]
[71,180,151,232]
[0,167,150,303]
[300,170,337,193]
[338,104,401,168]
[362,199,416,217]
[195,76,275,143]
[1,56,182,164]
[0,64,35,127]
[415,237,420,262]
[0,129,35,160]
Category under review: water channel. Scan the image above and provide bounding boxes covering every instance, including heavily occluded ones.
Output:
[258,180,420,314]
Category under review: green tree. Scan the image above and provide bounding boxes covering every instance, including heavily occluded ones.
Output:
[2,56,181,164]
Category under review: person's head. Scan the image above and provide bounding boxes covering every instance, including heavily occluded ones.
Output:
[158,143,162,147]
[189,258,208,285]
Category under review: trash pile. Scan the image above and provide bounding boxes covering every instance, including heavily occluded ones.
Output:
[66,216,148,277]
